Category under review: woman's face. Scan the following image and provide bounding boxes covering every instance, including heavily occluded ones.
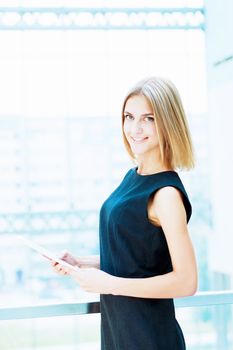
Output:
[123,95,159,157]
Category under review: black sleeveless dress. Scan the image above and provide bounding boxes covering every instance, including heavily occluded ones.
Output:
[99,167,192,350]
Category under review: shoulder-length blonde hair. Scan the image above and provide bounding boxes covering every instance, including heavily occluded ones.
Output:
[121,77,195,170]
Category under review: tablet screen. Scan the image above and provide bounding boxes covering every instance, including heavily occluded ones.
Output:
[17,235,78,272]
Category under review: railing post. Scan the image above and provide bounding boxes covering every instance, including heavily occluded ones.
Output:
[214,304,231,349]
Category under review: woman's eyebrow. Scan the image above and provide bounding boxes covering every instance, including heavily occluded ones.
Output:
[124,111,154,116]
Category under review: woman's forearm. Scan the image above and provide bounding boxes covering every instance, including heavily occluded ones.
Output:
[112,270,197,299]
[77,255,100,269]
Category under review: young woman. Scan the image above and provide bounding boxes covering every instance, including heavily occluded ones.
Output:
[52,77,198,350]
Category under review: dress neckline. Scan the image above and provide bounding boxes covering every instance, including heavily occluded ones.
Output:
[134,167,177,177]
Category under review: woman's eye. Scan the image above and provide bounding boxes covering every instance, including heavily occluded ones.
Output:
[144,116,154,122]
[124,114,133,120]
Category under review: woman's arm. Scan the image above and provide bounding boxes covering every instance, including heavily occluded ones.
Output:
[111,186,198,298]
[76,255,100,269]
[53,187,197,297]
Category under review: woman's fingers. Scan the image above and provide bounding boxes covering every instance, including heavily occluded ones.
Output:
[60,251,78,266]
[51,261,69,275]
[50,251,78,276]
[60,250,69,260]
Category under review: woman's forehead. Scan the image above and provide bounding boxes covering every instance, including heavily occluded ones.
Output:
[124,95,153,113]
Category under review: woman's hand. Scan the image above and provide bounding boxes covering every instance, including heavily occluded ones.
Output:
[51,256,115,294]
[70,268,115,294]
[51,251,100,274]
[51,250,78,276]
[51,251,113,294]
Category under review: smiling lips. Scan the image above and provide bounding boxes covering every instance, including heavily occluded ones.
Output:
[131,137,148,144]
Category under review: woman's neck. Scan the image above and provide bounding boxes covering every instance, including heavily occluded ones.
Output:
[136,163,172,175]
[135,152,173,175]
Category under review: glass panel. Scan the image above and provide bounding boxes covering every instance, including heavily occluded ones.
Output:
[0,313,100,350]
[177,304,233,350]
[0,303,232,349]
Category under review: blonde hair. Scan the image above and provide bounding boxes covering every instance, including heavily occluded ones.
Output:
[121,77,195,170]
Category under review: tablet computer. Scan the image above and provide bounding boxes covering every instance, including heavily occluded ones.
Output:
[17,235,78,272]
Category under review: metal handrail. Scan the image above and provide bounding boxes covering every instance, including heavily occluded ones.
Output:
[0,301,100,321]
[1,291,233,321]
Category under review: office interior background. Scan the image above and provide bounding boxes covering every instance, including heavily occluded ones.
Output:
[0,0,232,349]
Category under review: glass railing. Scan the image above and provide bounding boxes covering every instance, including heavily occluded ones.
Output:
[0,291,233,350]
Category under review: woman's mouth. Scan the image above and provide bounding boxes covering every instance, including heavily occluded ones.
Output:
[131,137,148,144]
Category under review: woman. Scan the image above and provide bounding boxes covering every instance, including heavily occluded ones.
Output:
[52,77,198,350]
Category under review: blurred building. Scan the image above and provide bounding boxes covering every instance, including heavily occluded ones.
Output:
[0,2,233,349]
[205,0,233,289]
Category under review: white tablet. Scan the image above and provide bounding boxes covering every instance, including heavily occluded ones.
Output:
[17,235,79,272]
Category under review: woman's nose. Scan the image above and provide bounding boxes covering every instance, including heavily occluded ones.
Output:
[132,121,143,134]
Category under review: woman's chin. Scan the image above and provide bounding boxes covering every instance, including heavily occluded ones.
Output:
[130,144,149,154]
[131,150,148,157]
